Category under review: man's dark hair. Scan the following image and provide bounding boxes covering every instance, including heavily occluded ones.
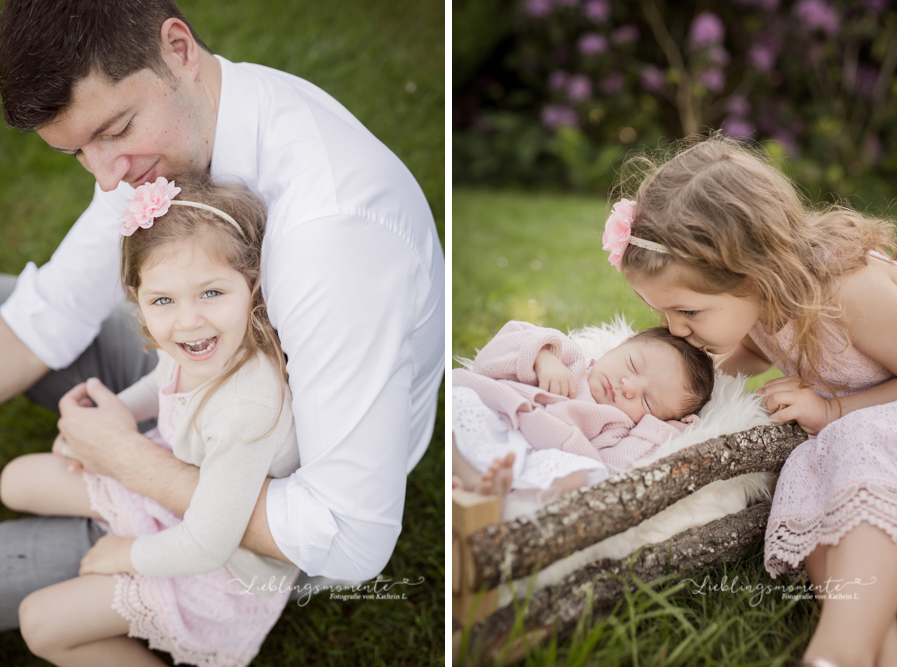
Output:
[629,326,715,417]
[0,0,211,130]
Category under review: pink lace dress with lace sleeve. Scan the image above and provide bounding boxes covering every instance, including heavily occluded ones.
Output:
[751,252,897,579]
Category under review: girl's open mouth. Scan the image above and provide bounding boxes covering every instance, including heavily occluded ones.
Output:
[178,336,219,360]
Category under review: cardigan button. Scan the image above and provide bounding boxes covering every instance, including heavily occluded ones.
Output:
[178,397,185,405]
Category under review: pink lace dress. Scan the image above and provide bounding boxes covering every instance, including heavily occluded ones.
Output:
[82,369,292,667]
[752,258,897,578]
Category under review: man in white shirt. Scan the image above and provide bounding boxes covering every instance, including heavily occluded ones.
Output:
[0,0,443,629]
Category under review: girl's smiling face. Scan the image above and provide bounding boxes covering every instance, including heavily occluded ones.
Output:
[136,240,251,392]
[629,266,764,355]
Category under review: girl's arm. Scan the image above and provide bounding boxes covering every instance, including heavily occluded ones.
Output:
[127,397,292,578]
[713,333,773,377]
[763,262,897,433]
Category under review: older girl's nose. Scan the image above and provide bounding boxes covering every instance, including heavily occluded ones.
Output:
[667,314,691,338]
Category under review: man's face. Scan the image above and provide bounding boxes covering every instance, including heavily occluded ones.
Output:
[587,339,690,423]
[35,68,212,192]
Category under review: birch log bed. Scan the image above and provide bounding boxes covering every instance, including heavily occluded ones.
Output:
[451,321,809,664]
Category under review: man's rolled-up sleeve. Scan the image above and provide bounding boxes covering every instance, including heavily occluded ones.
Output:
[0,183,129,369]
[263,214,427,580]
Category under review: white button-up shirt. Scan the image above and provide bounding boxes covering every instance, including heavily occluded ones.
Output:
[0,56,445,580]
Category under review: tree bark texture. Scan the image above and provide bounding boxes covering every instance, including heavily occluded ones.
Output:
[462,500,773,662]
[466,423,807,590]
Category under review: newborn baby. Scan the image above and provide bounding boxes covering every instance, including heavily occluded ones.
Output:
[452,321,714,507]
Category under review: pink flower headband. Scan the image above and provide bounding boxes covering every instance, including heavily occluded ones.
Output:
[601,198,691,271]
[119,177,246,238]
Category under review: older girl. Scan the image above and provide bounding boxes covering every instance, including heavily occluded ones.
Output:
[604,134,897,667]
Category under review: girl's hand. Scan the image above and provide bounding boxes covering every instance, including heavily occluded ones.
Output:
[758,376,840,435]
[79,535,136,576]
[534,349,577,398]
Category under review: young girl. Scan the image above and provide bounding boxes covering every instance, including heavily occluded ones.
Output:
[607,133,897,667]
[452,320,713,511]
[0,175,299,667]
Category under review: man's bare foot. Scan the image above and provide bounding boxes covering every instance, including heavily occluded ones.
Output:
[476,453,515,500]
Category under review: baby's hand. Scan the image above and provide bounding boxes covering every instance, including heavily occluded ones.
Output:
[534,348,578,398]
[758,376,838,435]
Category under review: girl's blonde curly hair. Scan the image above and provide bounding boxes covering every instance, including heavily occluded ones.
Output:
[615,132,897,394]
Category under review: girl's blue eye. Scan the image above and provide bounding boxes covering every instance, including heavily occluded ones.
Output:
[201,290,221,298]
[679,310,699,317]
[153,297,173,305]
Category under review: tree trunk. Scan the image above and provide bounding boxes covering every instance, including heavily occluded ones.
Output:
[466,423,807,590]
[461,500,774,663]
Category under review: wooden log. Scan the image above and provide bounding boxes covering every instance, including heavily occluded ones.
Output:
[460,500,772,663]
[467,423,806,590]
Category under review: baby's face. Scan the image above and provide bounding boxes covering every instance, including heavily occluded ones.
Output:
[587,339,689,423]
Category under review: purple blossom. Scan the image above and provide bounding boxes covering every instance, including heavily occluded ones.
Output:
[698,67,725,93]
[541,105,579,129]
[598,72,624,94]
[566,74,593,102]
[794,0,839,37]
[864,0,886,13]
[727,96,750,116]
[548,70,569,92]
[864,135,883,165]
[578,33,608,55]
[748,43,777,72]
[611,24,639,45]
[640,66,665,92]
[689,12,725,48]
[709,46,730,66]
[523,0,552,18]
[733,0,781,8]
[855,65,878,98]
[722,117,755,138]
[583,0,610,23]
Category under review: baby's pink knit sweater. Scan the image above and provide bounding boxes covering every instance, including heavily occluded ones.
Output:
[453,321,685,473]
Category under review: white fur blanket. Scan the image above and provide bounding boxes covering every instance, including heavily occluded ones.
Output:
[454,318,774,606]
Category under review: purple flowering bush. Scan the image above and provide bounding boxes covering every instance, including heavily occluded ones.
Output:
[453,0,897,204]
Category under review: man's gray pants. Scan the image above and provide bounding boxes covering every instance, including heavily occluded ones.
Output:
[0,274,158,631]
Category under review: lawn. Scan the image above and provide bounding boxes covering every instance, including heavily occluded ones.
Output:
[0,1,444,665]
[451,187,826,666]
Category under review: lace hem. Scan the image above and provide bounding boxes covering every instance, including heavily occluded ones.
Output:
[112,574,256,667]
[765,480,897,579]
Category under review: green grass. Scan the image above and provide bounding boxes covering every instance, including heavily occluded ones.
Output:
[452,188,815,664]
[0,1,444,665]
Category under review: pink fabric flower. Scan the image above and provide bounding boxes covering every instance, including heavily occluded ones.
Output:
[602,199,636,271]
[119,177,182,236]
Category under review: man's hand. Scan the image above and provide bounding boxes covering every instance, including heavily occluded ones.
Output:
[758,376,840,435]
[79,535,136,575]
[534,348,577,398]
[57,377,139,476]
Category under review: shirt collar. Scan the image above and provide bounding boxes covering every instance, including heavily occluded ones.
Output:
[210,55,259,192]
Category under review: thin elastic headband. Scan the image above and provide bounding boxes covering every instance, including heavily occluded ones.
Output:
[171,200,245,238]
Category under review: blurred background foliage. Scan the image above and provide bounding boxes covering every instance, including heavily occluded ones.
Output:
[454,0,897,208]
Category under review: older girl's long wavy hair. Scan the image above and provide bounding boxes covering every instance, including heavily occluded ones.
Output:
[615,132,897,395]
[120,172,287,433]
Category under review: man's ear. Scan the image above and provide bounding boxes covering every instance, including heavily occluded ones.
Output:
[159,17,202,80]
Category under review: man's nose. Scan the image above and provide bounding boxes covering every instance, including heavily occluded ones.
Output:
[78,145,130,192]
